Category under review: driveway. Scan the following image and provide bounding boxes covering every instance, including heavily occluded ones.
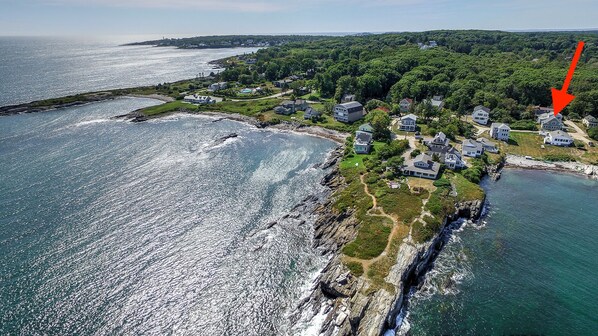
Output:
[564,120,591,144]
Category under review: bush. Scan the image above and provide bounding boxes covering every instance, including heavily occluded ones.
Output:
[410,149,421,158]
[588,127,598,141]
[543,154,576,162]
[433,178,451,188]
[345,261,364,277]
[510,120,537,131]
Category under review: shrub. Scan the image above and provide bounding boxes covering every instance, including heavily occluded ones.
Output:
[345,261,364,277]
[510,120,537,131]
[543,154,576,162]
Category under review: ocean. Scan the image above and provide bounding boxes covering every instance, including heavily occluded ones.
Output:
[0,97,337,335]
[405,169,598,335]
[0,37,336,335]
[0,36,259,106]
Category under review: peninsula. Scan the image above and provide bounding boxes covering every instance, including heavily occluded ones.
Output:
[3,30,598,335]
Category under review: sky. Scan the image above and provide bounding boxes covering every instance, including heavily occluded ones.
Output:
[0,0,597,38]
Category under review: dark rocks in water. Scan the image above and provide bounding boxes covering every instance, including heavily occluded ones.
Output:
[212,133,238,145]
[211,117,226,123]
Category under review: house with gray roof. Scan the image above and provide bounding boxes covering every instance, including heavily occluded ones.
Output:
[462,139,484,158]
[424,132,449,150]
[304,107,321,120]
[358,123,375,133]
[490,123,511,142]
[334,102,365,123]
[477,137,499,153]
[398,113,417,132]
[402,153,441,180]
[583,115,598,128]
[472,105,491,125]
[538,114,564,134]
[354,127,373,154]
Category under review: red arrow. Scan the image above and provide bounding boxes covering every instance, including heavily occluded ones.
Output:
[551,41,585,115]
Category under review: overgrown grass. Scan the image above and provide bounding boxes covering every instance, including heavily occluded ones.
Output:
[425,183,456,218]
[366,224,410,294]
[141,101,197,116]
[453,173,485,202]
[342,215,392,259]
[411,215,444,244]
[345,261,364,277]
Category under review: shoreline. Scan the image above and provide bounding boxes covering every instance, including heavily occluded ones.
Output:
[504,155,598,180]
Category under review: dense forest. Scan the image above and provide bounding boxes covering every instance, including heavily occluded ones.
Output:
[215,30,598,122]
[126,35,332,48]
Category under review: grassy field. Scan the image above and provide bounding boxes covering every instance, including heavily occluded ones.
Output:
[141,101,197,116]
[452,173,485,202]
[505,132,598,163]
[342,215,393,259]
[366,223,410,294]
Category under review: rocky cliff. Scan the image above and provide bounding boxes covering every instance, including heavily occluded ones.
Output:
[295,169,486,336]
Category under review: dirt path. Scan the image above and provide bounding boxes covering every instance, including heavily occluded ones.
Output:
[565,120,591,144]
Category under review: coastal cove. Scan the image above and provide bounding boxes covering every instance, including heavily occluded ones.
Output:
[0,97,341,335]
[405,169,598,335]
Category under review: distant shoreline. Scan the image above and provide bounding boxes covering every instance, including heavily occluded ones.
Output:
[504,154,598,180]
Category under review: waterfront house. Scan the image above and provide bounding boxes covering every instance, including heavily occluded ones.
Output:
[429,95,444,110]
[402,153,441,180]
[544,130,574,147]
[538,114,564,134]
[445,150,466,170]
[183,94,215,104]
[583,115,598,128]
[398,113,417,132]
[341,94,356,103]
[304,107,321,120]
[274,106,293,115]
[354,125,373,154]
[477,137,499,153]
[399,98,413,112]
[334,102,365,123]
[462,139,484,158]
[490,123,511,142]
[471,106,490,125]
[276,99,308,115]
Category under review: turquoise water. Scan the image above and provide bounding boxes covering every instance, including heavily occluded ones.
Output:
[406,169,598,335]
[0,98,336,335]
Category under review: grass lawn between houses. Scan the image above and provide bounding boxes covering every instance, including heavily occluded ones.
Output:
[505,132,598,164]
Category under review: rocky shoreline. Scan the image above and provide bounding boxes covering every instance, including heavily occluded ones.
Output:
[504,155,598,180]
[290,155,486,336]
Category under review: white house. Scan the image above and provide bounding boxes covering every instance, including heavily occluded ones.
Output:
[462,139,484,158]
[399,98,413,112]
[445,151,466,170]
[430,95,444,110]
[583,115,598,128]
[472,106,490,125]
[184,94,215,104]
[490,123,511,142]
[544,130,574,147]
[354,129,373,154]
[398,113,417,132]
[402,153,441,180]
[334,102,365,123]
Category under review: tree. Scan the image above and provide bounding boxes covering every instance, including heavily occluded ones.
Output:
[365,109,392,141]
[386,156,405,176]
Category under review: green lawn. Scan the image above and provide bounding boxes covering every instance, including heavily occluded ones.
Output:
[505,132,598,163]
[342,215,393,260]
[141,101,197,116]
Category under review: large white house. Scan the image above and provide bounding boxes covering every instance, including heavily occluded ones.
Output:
[184,94,215,104]
[402,153,441,180]
[462,139,484,158]
[544,130,574,147]
[490,123,511,142]
[334,102,365,123]
[471,106,490,125]
[583,115,598,128]
[398,113,417,132]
